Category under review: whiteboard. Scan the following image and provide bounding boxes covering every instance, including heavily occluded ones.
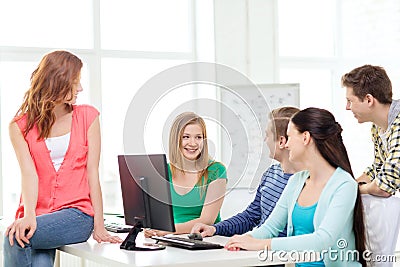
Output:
[220,83,299,189]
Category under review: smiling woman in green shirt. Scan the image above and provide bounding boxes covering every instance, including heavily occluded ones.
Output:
[168,161,227,224]
[144,112,227,236]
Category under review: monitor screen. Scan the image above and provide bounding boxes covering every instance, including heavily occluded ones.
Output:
[117,154,175,250]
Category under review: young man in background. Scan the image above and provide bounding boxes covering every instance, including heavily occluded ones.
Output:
[342,64,400,197]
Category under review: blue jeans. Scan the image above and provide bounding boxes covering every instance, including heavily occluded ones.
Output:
[3,208,94,267]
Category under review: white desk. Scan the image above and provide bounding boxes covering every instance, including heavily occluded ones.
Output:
[0,218,316,266]
[57,232,317,267]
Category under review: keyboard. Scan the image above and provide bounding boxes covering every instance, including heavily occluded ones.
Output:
[104,222,132,233]
[152,236,223,250]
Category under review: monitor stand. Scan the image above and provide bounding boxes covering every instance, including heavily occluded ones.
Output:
[120,221,166,251]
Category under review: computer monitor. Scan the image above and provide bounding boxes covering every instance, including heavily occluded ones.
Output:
[117,154,176,251]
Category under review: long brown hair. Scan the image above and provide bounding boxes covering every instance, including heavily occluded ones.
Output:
[169,112,215,191]
[291,107,366,267]
[15,50,82,139]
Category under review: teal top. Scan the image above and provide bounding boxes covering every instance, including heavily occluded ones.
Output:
[292,202,324,267]
[292,202,318,237]
[168,162,227,224]
[249,167,361,267]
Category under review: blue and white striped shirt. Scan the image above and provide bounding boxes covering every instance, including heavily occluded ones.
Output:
[214,164,292,236]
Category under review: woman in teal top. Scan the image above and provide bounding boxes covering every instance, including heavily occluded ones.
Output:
[145,112,227,236]
[225,108,366,267]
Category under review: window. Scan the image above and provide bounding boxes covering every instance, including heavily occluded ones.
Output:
[341,0,400,57]
[278,0,335,57]
[280,68,332,109]
[0,61,36,217]
[100,58,188,212]
[100,0,191,52]
[0,0,93,48]
[0,0,207,217]
[277,0,400,176]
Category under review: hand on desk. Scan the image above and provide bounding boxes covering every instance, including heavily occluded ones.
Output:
[225,234,271,251]
[93,226,123,243]
[143,228,172,238]
[191,223,216,237]
[358,180,392,197]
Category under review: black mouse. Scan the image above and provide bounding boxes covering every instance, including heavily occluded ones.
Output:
[187,233,203,241]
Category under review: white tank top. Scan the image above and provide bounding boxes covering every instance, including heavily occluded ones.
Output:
[45,132,71,171]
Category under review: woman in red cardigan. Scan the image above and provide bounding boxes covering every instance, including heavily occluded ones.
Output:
[3,50,122,267]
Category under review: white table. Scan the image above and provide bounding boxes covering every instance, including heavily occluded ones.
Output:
[56,232,318,267]
[1,217,318,266]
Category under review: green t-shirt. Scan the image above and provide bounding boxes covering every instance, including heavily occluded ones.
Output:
[168,162,227,224]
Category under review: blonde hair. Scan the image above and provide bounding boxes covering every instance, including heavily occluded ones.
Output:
[169,112,214,189]
[269,106,300,140]
[15,50,82,139]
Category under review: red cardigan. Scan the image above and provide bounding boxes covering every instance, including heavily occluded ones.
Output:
[15,105,99,219]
